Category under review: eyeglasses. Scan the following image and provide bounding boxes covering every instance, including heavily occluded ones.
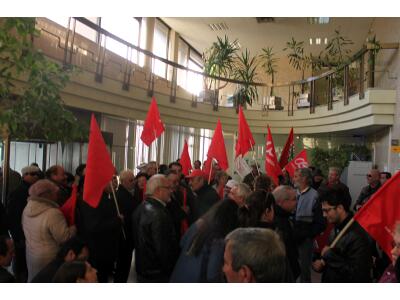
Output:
[322,206,337,213]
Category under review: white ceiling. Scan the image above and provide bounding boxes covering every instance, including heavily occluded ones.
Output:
[162,17,376,59]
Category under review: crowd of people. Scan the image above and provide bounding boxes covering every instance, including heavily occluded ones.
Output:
[0,159,399,283]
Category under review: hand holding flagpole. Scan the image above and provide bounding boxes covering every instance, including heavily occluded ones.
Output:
[249,139,260,176]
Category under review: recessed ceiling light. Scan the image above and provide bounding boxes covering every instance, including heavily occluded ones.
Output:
[316,38,321,45]
[309,38,313,45]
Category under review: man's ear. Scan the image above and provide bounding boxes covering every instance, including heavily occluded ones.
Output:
[238,265,255,283]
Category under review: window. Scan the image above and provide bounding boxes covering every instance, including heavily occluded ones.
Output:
[152,19,170,78]
[48,17,99,42]
[100,17,141,64]
[199,129,212,164]
[177,38,203,96]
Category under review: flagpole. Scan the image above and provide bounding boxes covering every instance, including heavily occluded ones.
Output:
[153,129,159,172]
[208,159,213,185]
[329,218,354,248]
[110,182,127,240]
[249,141,260,176]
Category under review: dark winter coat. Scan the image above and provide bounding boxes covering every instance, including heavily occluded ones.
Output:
[6,181,31,242]
[191,184,219,223]
[169,222,225,283]
[321,213,372,283]
[76,193,122,270]
[132,197,179,282]
[274,205,301,280]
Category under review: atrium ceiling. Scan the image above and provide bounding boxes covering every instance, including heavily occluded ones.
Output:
[162,17,376,58]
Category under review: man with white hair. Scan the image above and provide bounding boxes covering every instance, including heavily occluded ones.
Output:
[132,174,179,282]
[114,169,139,282]
[227,183,251,208]
[6,165,40,282]
[273,185,300,280]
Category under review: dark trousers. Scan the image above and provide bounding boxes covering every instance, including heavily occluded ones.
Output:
[13,242,28,283]
[114,239,133,283]
[297,238,313,283]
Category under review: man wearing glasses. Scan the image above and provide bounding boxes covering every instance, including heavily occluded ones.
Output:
[312,187,372,282]
[6,165,40,282]
[354,168,381,211]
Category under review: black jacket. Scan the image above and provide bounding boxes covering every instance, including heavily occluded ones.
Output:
[76,193,122,268]
[30,258,63,283]
[321,213,372,282]
[132,197,179,282]
[191,184,219,223]
[355,183,381,209]
[0,267,15,283]
[6,181,31,242]
[0,201,8,236]
[116,185,140,248]
[274,205,301,280]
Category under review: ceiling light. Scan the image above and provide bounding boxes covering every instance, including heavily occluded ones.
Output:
[208,22,229,31]
[316,38,321,45]
[309,38,313,45]
[324,37,328,44]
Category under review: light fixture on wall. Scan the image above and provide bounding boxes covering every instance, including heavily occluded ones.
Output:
[307,17,330,24]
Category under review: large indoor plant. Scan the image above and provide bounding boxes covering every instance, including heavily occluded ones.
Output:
[260,46,282,110]
[231,49,260,110]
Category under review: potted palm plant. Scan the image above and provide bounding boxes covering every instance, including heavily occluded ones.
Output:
[283,37,313,108]
[231,49,260,111]
[202,35,239,107]
[260,47,283,110]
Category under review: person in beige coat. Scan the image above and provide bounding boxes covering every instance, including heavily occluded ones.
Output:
[22,179,76,282]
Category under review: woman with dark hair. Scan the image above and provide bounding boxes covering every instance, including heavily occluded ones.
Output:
[239,190,275,228]
[133,172,147,203]
[239,190,294,282]
[170,199,239,282]
[53,260,97,283]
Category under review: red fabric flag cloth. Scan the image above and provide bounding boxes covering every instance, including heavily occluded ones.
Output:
[283,149,309,178]
[180,140,192,176]
[140,97,165,146]
[83,114,115,208]
[235,106,255,158]
[354,171,400,259]
[279,127,294,168]
[60,184,77,225]
[265,126,283,186]
[207,119,229,171]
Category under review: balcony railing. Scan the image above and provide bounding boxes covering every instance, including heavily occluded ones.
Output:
[36,17,398,117]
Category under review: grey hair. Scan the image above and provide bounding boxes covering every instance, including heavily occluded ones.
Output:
[329,167,341,175]
[236,183,251,199]
[29,179,59,198]
[225,227,287,283]
[119,169,134,181]
[145,174,166,195]
[296,168,313,186]
[273,185,296,202]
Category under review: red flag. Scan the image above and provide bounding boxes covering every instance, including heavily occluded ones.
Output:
[140,97,165,146]
[235,106,255,158]
[354,171,400,259]
[83,114,115,208]
[206,119,229,171]
[60,184,77,225]
[279,127,294,168]
[180,140,192,176]
[265,126,283,186]
[284,149,309,178]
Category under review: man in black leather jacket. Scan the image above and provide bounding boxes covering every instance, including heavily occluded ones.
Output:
[312,187,372,282]
[132,174,179,282]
